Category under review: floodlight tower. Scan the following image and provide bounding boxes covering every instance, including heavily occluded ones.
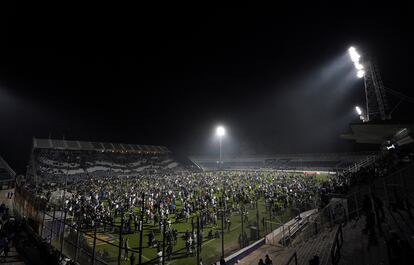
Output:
[216,126,225,169]
[348,46,390,122]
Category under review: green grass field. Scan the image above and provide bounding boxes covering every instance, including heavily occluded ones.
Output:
[91,199,296,265]
[56,172,328,264]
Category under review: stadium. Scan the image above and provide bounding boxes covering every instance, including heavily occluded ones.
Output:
[7,130,414,265]
[1,4,414,265]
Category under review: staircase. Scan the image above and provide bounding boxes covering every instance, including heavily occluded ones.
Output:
[238,226,337,265]
[284,226,337,265]
[1,246,27,265]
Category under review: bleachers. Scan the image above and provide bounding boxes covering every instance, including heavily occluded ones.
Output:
[33,138,170,154]
[338,218,390,264]
[238,148,414,265]
[190,152,375,172]
[239,219,337,265]
[332,148,414,264]
[290,226,337,265]
[27,138,183,183]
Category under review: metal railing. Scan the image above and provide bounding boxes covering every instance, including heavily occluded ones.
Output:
[301,205,334,239]
[342,154,379,175]
[265,204,335,248]
[14,186,305,265]
[330,225,343,265]
[285,251,297,265]
[344,163,414,219]
[325,163,414,265]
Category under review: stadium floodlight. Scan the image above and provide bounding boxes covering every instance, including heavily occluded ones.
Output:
[357,70,365,78]
[348,47,360,63]
[355,106,366,122]
[216,126,225,137]
[355,62,364,70]
[348,46,365,78]
[355,106,362,115]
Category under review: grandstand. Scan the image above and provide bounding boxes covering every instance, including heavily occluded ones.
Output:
[13,137,414,265]
[26,138,180,183]
[190,152,376,172]
[233,145,414,265]
[15,138,336,265]
[32,138,170,153]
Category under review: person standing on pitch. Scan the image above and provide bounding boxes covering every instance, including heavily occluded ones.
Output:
[130,253,135,265]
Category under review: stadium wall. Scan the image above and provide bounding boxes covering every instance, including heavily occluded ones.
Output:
[221,238,265,265]
[190,152,376,172]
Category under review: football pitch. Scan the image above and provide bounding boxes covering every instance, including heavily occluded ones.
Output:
[55,172,329,264]
[93,199,296,265]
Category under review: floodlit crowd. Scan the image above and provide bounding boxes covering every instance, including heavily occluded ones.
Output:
[18,147,414,264]
[31,148,183,182]
[27,169,325,229]
[21,153,333,264]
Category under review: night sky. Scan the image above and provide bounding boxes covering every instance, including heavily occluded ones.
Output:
[1,4,412,173]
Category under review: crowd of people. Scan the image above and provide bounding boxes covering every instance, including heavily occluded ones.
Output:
[18,146,414,264]
[29,148,184,182]
[20,148,332,264]
[257,254,273,265]
[25,169,325,231]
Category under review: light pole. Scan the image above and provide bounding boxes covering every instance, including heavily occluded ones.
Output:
[221,195,225,258]
[216,126,225,170]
